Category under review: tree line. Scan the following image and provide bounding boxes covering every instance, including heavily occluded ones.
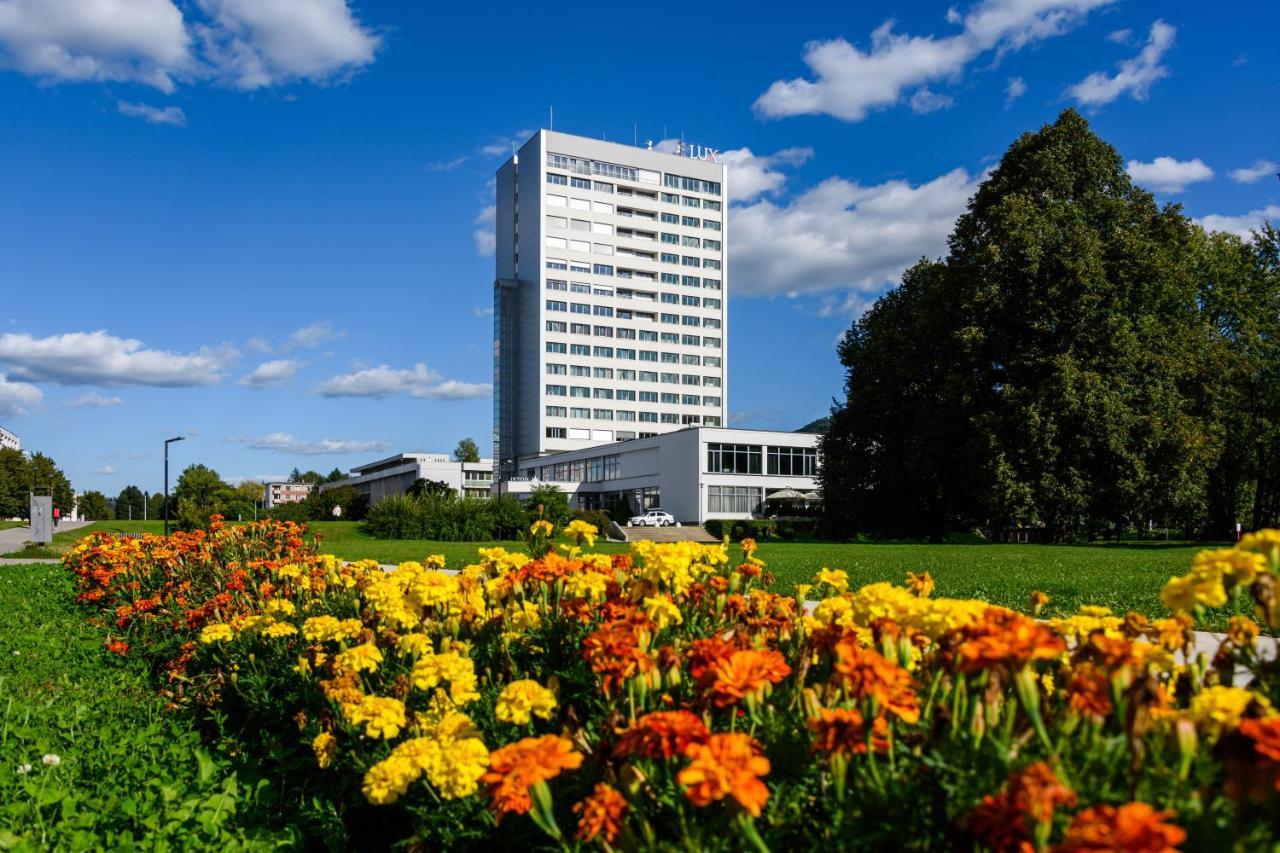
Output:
[820,110,1280,543]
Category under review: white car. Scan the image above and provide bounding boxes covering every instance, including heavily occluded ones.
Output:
[628,509,675,527]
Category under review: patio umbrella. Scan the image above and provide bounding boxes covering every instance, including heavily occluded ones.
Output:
[766,488,807,501]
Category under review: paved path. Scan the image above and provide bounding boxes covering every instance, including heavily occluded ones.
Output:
[0,521,91,555]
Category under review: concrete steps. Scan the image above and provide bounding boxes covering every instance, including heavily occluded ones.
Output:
[611,524,718,544]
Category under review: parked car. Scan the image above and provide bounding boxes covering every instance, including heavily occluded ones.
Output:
[628,509,675,527]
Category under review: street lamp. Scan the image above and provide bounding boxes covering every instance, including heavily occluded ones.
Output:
[163,436,185,536]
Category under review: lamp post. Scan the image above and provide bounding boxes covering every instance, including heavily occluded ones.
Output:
[163,436,185,536]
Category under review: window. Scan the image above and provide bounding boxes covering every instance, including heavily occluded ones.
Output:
[617,369,636,380]
[546,299,566,312]
[661,313,679,324]
[704,278,721,290]
[570,302,589,314]
[661,212,680,224]
[570,407,590,419]
[703,396,721,407]
[768,446,818,477]
[703,375,721,387]
[547,258,568,270]
[546,405,567,417]
[616,389,635,401]
[704,356,722,367]
[571,322,591,334]
[570,386,590,398]
[547,215,567,228]
[682,394,700,405]
[661,392,679,404]
[704,337,721,348]
[546,279,568,291]
[663,332,681,343]
[704,258,721,270]
[570,344,591,356]
[617,410,636,421]
[704,416,721,427]
[593,388,614,399]
[704,200,722,212]
[593,346,613,357]
[546,341,567,354]
[593,409,613,420]
[593,286,613,296]
[546,321,567,333]
[682,354,701,365]
[682,334,700,346]
[593,325,613,337]
[660,252,679,264]
[682,316,700,327]
[680,176,701,191]
[682,295,700,306]
[661,232,679,244]
[703,219,721,231]
[592,222,613,235]
[682,275,700,287]
[569,282,590,293]
[639,411,658,423]
[682,215,699,227]
[683,196,701,208]
[547,195,567,207]
[546,427,567,438]
[682,235,701,247]
[661,192,679,204]
[682,256,700,267]
[593,264,614,276]
[547,173,568,185]
[546,363,566,375]
[639,350,657,361]
[639,391,658,402]
[616,327,636,340]
[661,292,679,304]
[703,318,721,329]
[594,181,613,193]
[708,485,761,514]
[703,239,721,251]
[682,374,701,385]
[570,239,590,252]
[661,413,680,423]
[663,173,680,188]
[570,176,591,189]
[703,297,721,309]
[571,218,590,231]
[546,384,567,396]
[639,371,658,382]
[661,352,679,363]
[570,365,590,377]
[661,372,679,384]
[707,444,763,474]
[616,348,636,359]
[661,272,679,284]
[593,305,613,317]
[639,330,658,342]
[703,180,721,196]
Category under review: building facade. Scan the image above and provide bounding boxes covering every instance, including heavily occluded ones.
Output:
[327,454,495,506]
[263,482,314,509]
[494,130,728,479]
[497,427,818,524]
[0,426,19,452]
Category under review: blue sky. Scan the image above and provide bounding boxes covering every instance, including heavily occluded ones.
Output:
[1,0,1276,499]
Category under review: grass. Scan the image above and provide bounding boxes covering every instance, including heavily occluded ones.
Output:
[0,563,289,849]
[0,521,24,531]
[52,521,1245,629]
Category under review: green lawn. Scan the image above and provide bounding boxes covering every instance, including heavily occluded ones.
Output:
[0,563,289,849]
[0,520,24,531]
[51,521,1242,628]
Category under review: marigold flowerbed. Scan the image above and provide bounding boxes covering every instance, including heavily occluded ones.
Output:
[63,517,1280,850]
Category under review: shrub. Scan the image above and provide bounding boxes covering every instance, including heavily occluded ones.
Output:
[61,521,1280,850]
[365,494,527,541]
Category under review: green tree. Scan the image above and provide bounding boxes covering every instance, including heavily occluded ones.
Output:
[0,449,74,519]
[114,485,147,520]
[325,467,348,483]
[525,483,571,528]
[77,490,113,521]
[407,479,453,499]
[172,464,232,529]
[453,438,481,463]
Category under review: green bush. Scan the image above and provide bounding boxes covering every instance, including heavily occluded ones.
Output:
[364,494,527,541]
[704,518,822,541]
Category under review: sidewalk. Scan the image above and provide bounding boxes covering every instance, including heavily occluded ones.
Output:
[0,521,91,556]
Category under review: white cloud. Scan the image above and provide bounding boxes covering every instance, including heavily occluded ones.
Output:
[908,87,954,114]
[93,465,117,475]
[427,155,468,171]
[1197,205,1280,239]
[231,432,390,455]
[729,167,983,298]
[245,336,273,353]
[1105,28,1131,44]
[0,373,42,417]
[1067,20,1175,106]
[0,0,379,94]
[754,0,1113,122]
[473,305,494,317]
[715,146,813,202]
[1126,156,1213,193]
[473,205,496,256]
[0,330,235,386]
[117,100,186,126]
[192,0,380,90]
[239,359,299,387]
[0,0,192,91]
[1004,76,1026,106]
[316,363,490,400]
[68,392,123,408]
[479,129,534,157]
[282,320,343,351]
[1230,160,1278,185]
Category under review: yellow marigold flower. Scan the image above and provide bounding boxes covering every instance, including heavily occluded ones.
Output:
[265,599,296,615]
[362,755,418,805]
[336,642,384,674]
[276,564,303,579]
[425,554,447,568]
[312,732,337,769]
[1187,686,1269,733]
[564,570,610,602]
[409,570,460,610]
[496,679,558,726]
[346,696,408,740]
[566,519,598,547]
[1161,570,1226,612]
[812,596,854,629]
[1228,615,1260,648]
[643,594,684,630]
[530,519,554,537]
[264,621,298,639]
[411,652,480,705]
[398,632,432,656]
[432,737,489,799]
[199,623,235,644]
[906,571,935,598]
[815,568,849,593]
[1079,605,1113,618]
[302,615,364,642]
[1236,530,1280,567]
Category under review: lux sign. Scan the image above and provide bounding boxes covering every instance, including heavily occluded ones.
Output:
[647,140,719,162]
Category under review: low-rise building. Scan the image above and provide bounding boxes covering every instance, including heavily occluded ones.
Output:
[326,454,495,505]
[0,426,19,451]
[497,427,819,524]
[263,482,315,508]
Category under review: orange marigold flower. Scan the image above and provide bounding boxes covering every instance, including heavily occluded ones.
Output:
[1067,665,1114,720]
[808,707,890,756]
[573,782,629,844]
[1231,716,1280,798]
[953,608,1065,673]
[104,639,129,656]
[582,621,655,696]
[1055,802,1185,853]
[833,638,920,724]
[483,735,583,816]
[968,762,1076,850]
[677,732,771,817]
[613,710,710,759]
[704,649,791,708]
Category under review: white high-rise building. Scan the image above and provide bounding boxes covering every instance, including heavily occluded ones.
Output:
[493,130,728,479]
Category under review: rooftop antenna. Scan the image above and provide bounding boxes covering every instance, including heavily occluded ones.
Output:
[549,105,554,132]
[633,123,637,147]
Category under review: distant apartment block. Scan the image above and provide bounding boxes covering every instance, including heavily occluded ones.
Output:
[323,454,494,505]
[263,482,314,509]
[0,426,19,452]
[494,130,728,479]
